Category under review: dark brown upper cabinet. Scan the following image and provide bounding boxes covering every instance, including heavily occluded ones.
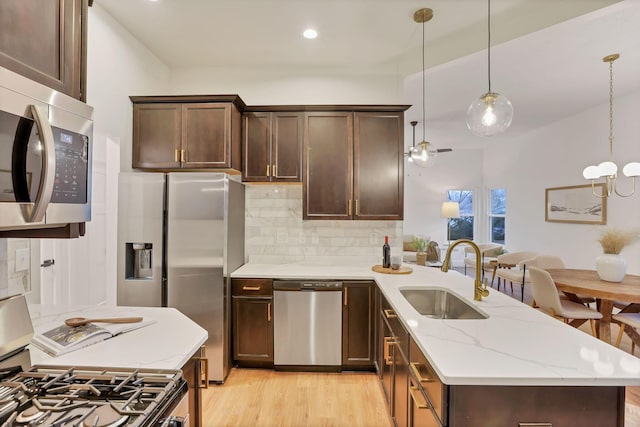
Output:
[0,0,88,101]
[130,95,245,171]
[242,112,303,182]
[303,107,407,220]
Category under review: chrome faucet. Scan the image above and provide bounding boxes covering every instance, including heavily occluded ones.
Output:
[441,239,489,301]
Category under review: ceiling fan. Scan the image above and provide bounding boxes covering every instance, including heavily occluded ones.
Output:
[405,121,453,166]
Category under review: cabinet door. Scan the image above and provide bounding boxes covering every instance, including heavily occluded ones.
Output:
[272,112,303,182]
[393,345,409,427]
[354,112,404,220]
[303,112,353,219]
[232,297,273,364]
[132,103,182,169]
[342,281,375,368]
[379,312,393,408]
[182,103,231,168]
[242,113,271,181]
[409,376,440,427]
[0,0,86,100]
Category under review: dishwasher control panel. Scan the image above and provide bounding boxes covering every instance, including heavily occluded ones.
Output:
[273,280,343,291]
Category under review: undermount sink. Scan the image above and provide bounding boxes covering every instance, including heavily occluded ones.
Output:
[400,288,489,319]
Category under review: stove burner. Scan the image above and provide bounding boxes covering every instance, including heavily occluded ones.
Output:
[15,405,46,423]
[82,405,129,427]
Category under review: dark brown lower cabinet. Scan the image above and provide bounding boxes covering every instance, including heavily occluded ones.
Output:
[379,293,409,427]
[231,279,274,367]
[342,281,375,369]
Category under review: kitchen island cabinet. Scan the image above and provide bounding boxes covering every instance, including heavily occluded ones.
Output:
[232,263,640,426]
[0,0,88,101]
[130,95,245,171]
[303,107,407,220]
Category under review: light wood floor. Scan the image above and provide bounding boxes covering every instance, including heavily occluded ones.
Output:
[203,369,391,427]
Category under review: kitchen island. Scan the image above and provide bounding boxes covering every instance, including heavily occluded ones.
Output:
[28,304,207,370]
[233,263,640,426]
[27,304,208,427]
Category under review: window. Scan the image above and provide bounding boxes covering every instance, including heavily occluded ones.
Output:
[489,188,506,244]
[447,190,473,241]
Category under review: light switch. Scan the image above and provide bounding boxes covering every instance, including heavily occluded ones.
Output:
[15,248,29,272]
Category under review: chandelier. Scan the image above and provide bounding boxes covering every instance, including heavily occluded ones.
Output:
[582,53,640,197]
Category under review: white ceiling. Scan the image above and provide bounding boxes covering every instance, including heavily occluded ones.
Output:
[94,0,640,150]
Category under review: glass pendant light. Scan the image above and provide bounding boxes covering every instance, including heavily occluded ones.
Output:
[466,0,513,137]
[408,8,434,168]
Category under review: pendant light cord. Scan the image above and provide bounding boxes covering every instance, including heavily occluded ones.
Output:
[609,59,614,161]
[487,0,492,93]
[422,18,426,142]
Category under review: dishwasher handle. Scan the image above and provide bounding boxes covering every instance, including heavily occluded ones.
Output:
[273,280,343,291]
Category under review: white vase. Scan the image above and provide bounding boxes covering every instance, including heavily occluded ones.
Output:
[595,253,627,282]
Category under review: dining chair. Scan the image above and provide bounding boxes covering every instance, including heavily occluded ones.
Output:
[530,255,595,306]
[613,313,640,354]
[493,251,538,302]
[529,267,602,336]
[463,243,502,278]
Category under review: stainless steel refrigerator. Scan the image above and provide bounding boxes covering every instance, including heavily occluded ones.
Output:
[117,172,245,382]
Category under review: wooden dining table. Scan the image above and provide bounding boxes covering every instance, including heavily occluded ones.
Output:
[546,268,640,343]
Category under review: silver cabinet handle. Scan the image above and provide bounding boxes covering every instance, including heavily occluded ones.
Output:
[28,105,56,223]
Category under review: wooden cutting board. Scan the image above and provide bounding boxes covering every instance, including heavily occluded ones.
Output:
[372,264,413,275]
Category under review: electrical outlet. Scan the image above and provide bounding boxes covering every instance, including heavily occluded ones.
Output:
[277,231,288,244]
[15,248,29,272]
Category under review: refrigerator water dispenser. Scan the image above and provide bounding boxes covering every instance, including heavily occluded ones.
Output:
[125,243,153,279]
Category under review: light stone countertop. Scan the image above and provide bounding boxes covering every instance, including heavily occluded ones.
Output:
[27,304,207,370]
[232,262,640,386]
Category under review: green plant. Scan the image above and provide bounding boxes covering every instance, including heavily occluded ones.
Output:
[411,237,437,253]
[598,228,640,254]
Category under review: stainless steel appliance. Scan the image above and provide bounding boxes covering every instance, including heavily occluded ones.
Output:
[273,280,343,368]
[0,67,93,231]
[117,172,245,382]
[0,364,187,426]
[0,294,33,372]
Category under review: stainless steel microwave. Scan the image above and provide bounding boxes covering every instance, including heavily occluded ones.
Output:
[0,67,93,231]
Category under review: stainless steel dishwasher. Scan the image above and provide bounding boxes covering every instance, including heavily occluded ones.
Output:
[273,280,343,368]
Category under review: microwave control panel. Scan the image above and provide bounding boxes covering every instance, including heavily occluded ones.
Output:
[51,127,88,204]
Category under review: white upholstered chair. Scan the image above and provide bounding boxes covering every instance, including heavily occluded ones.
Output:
[613,313,640,354]
[529,267,602,336]
[463,243,503,278]
[529,255,595,306]
[492,251,538,301]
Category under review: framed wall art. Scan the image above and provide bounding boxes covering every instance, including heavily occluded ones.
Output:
[545,183,607,225]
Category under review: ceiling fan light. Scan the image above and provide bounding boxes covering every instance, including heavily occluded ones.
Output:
[466,92,513,137]
[622,162,640,177]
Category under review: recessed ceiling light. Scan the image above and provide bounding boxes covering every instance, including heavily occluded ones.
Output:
[303,29,318,39]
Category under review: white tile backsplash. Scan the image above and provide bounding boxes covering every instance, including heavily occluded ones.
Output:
[245,185,403,265]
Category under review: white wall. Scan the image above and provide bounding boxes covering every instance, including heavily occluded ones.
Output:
[169,67,404,105]
[87,4,170,173]
[483,90,640,274]
[403,149,485,245]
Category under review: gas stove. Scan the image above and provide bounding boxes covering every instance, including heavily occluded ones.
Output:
[0,365,187,427]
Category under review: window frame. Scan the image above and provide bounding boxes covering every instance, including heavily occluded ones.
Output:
[488,188,506,245]
[446,189,474,242]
